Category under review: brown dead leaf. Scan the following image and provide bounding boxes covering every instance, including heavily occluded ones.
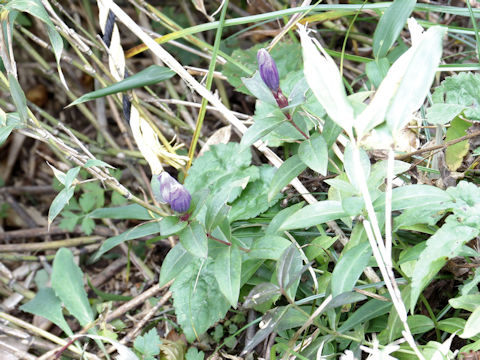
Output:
[198,125,231,157]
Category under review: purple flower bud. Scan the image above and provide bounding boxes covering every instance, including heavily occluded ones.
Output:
[257,49,279,92]
[157,172,191,213]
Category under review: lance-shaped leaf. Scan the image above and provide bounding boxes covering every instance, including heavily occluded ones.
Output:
[298,25,354,136]
[356,21,445,139]
[70,65,175,106]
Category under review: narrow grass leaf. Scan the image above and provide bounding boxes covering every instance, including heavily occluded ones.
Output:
[89,204,154,220]
[268,155,306,201]
[48,187,75,227]
[8,73,28,122]
[279,201,346,231]
[214,244,242,308]
[0,124,15,146]
[331,241,372,297]
[298,133,328,175]
[51,248,94,326]
[70,65,175,106]
[372,0,417,59]
[338,298,391,333]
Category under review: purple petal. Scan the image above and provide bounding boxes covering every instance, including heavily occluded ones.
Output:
[257,49,279,92]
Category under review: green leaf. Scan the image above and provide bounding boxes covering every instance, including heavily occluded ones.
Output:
[426,103,465,125]
[438,318,466,336]
[408,315,435,335]
[461,307,480,339]
[372,0,417,58]
[89,204,154,220]
[8,73,28,122]
[134,328,161,359]
[411,220,479,311]
[331,241,372,297]
[276,244,303,300]
[240,110,286,148]
[20,288,73,336]
[159,216,188,237]
[214,245,242,307]
[338,298,392,333]
[445,117,471,171]
[70,65,175,106]
[79,193,96,213]
[230,166,281,221]
[279,201,347,231]
[298,133,328,175]
[186,348,205,360]
[91,221,161,262]
[249,235,291,260]
[268,155,307,202]
[84,159,115,168]
[449,294,480,312]
[159,243,194,287]
[171,259,230,341]
[430,73,480,121]
[81,216,95,235]
[344,142,370,192]
[373,184,452,211]
[51,248,94,326]
[241,71,276,105]
[266,202,304,235]
[179,221,208,258]
[386,26,446,134]
[365,58,390,88]
[48,187,75,226]
[243,283,281,309]
[0,124,15,146]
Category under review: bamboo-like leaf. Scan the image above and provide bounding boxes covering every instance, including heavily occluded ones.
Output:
[70,65,175,106]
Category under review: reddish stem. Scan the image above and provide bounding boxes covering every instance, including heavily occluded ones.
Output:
[206,233,250,253]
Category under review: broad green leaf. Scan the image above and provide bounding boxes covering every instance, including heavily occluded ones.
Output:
[267,155,307,201]
[241,71,276,105]
[331,241,371,297]
[241,111,286,148]
[20,287,73,336]
[426,103,465,125]
[408,315,435,335]
[214,244,242,307]
[386,26,445,134]
[372,0,417,59]
[338,298,392,333]
[445,117,471,171]
[449,294,480,312]
[249,235,291,260]
[159,216,188,237]
[373,184,452,211]
[159,243,194,287]
[89,204,154,220]
[230,166,281,221]
[48,187,75,226]
[298,133,328,175]
[430,73,480,121]
[92,221,162,261]
[51,248,94,326]
[266,202,304,235]
[438,318,466,336]
[171,259,230,341]
[8,73,28,122]
[87,278,132,301]
[299,27,354,135]
[411,220,479,311]
[243,283,280,309]
[70,65,175,106]
[280,200,347,231]
[179,221,208,258]
[461,307,480,339]
[134,328,161,358]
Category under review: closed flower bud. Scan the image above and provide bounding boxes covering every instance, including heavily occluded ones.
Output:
[156,172,191,213]
[257,49,279,92]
